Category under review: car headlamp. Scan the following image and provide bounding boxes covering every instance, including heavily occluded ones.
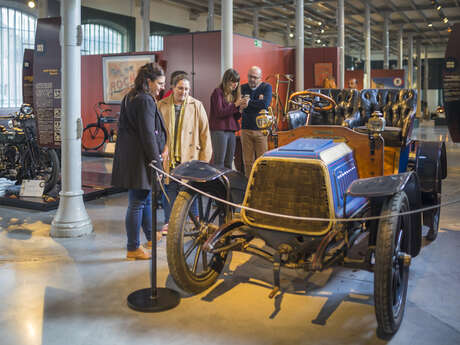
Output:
[256,109,274,130]
[367,111,385,133]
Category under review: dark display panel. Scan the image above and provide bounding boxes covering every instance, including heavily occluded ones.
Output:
[33,17,61,148]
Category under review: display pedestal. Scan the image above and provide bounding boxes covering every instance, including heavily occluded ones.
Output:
[127,168,180,312]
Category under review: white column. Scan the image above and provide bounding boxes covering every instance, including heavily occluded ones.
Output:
[141,0,150,51]
[38,0,48,18]
[408,33,414,88]
[364,2,371,88]
[424,46,429,118]
[221,0,233,75]
[252,9,259,38]
[296,0,304,91]
[383,13,390,69]
[337,0,345,88]
[207,0,215,31]
[398,27,403,69]
[51,0,92,237]
[416,38,422,118]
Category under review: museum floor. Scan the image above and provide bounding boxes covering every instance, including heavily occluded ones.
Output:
[1,122,459,345]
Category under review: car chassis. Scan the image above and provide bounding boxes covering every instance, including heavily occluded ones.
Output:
[165,90,447,338]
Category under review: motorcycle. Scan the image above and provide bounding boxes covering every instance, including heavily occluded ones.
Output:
[0,104,60,194]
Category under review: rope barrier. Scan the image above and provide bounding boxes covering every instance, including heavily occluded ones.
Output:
[151,163,460,223]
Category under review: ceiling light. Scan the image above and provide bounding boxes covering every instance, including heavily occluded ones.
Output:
[436,5,442,11]
[289,32,294,38]
[428,23,433,27]
[27,0,36,8]
[318,21,322,26]
[443,17,449,23]
[320,29,325,33]
[316,39,321,44]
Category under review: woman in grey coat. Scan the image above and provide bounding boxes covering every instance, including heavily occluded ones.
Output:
[111,62,168,260]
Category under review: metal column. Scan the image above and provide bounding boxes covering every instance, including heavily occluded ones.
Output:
[424,46,429,118]
[337,0,345,88]
[416,38,422,118]
[296,0,304,91]
[383,13,390,69]
[408,33,414,88]
[141,0,150,51]
[38,0,48,18]
[398,27,403,69]
[252,9,259,38]
[364,2,371,89]
[51,0,92,237]
[207,0,214,31]
[221,0,233,75]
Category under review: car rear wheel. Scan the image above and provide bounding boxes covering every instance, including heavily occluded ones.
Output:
[166,190,228,294]
[374,192,411,338]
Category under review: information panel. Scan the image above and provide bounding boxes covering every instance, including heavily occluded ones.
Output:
[33,17,61,148]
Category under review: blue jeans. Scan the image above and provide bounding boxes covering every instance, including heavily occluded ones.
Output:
[162,181,198,224]
[211,130,236,169]
[126,189,152,251]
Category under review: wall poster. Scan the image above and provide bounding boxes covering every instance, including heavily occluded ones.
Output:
[102,54,156,104]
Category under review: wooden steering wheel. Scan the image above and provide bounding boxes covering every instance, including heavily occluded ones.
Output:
[288,91,336,112]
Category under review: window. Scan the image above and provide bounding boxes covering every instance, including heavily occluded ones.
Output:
[0,7,36,108]
[81,23,124,55]
[149,34,163,51]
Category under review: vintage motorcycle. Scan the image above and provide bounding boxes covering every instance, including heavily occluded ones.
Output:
[0,104,60,194]
[165,89,446,338]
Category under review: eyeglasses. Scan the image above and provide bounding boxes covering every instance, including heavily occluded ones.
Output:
[248,75,260,80]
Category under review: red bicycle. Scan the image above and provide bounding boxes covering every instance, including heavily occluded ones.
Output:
[82,102,118,151]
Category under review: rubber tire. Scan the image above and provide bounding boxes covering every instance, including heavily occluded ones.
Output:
[82,124,107,151]
[374,192,411,338]
[22,148,60,194]
[424,192,441,241]
[166,190,228,294]
[40,148,60,194]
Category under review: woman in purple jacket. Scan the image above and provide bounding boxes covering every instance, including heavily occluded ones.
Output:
[209,68,245,169]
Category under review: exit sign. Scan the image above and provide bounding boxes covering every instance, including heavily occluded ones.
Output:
[254,39,262,48]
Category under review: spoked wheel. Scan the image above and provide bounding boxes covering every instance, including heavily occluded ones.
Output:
[82,124,108,150]
[374,192,412,338]
[22,148,60,194]
[167,190,229,294]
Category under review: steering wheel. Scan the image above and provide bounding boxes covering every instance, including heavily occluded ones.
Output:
[288,91,336,112]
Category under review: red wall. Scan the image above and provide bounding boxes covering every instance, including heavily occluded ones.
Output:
[304,47,340,89]
[233,35,294,85]
[81,51,162,148]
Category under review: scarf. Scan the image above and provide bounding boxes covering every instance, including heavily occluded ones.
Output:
[168,95,187,168]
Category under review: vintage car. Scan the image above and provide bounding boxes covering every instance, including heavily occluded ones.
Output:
[165,89,447,338]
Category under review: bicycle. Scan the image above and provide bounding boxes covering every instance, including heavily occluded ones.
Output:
[82,102,118,151]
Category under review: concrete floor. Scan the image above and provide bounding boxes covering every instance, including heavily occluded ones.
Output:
[1,122,459,345]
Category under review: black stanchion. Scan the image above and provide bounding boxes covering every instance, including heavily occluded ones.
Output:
[127,168,180,312]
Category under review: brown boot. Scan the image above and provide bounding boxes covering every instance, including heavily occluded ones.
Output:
[126,246,151,260]
[145,232,162,249]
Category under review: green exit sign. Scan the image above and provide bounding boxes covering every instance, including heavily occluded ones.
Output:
[254,39,262,48]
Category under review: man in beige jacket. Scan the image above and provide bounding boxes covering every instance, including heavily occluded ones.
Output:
[157,74,212,233]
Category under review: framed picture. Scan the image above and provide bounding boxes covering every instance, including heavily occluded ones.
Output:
[314,62,333,87]
[102,54,156,104]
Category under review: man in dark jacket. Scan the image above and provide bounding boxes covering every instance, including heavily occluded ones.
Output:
[240,66,272,177]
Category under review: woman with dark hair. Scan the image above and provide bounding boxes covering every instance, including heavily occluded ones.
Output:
[112,62,168,260]
[209,68,244,169]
